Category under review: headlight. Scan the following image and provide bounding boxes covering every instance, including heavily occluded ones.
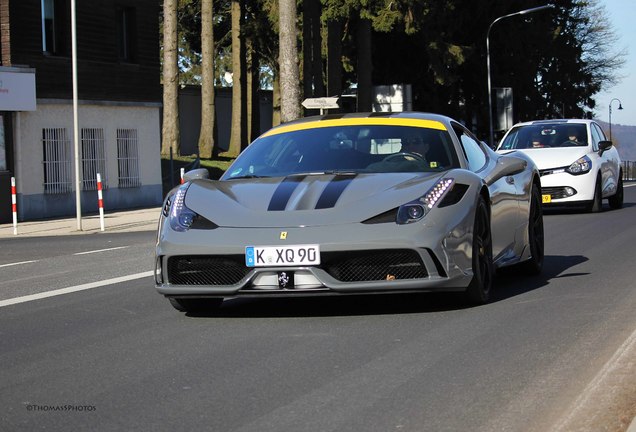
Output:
[397,178,454,224]
[169,185,197,231]
[566,155,592,175]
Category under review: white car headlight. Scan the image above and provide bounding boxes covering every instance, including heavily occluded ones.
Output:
[566,155,592,175]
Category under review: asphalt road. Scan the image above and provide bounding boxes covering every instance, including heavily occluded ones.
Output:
[1,188,636,431]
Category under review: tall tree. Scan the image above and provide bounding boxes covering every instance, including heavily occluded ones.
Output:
[161,0,180,156]
[246,39,261,142]
[227,0,248,155]
[197,0,216,159]
[279,0,301,122]
[356,17,372,111]
[326,19,343,99]
[303,0,324,103]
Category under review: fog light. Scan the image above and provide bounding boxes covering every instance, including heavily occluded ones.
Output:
[155,256,163,284]
[565,187,576,196]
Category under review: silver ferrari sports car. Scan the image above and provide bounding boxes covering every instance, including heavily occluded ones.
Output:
[155,112,543,312]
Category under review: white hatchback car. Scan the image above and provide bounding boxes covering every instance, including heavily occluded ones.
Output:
[496,119,623,212]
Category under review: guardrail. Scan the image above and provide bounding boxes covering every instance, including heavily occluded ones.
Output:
[623,161,636,181]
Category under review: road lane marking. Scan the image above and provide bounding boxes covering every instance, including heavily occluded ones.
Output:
[624,183,636,188]
[0,260,38,268]
[73,246,130,255]
[0,271,154,308]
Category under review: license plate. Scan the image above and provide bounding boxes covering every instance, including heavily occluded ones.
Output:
[542,194,552,203]
[245,245,320,267]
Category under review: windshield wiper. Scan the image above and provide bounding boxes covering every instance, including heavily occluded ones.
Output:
[289,170,358,177]
[227,174,270,180]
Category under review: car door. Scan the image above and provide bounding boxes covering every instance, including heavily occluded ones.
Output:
[591,122,618,196]
[451,123,520,263]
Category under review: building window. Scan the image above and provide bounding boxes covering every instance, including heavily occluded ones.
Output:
[42,128,72,194]
[117,129,140,188]
[81,128,107,191]
[41,0,66,55]
[116,6,137,62]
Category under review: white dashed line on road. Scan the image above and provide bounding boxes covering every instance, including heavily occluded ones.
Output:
[0,260,39,268]
[73,246,130,255]
[0,271,154,308]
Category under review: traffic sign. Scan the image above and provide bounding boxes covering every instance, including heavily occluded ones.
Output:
[301,97,340,110]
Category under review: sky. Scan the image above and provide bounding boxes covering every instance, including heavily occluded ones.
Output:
[594,0,636,126]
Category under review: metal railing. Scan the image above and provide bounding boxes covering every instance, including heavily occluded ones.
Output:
[116,128,141,188]
[623,161,636,181]
[42,127,72,194]
[81,128,108,191]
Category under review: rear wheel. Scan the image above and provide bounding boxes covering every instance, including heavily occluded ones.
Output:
[520,184,544,275]
[465,196,494,304]
[608,173,624,209]
[168,297,223,313]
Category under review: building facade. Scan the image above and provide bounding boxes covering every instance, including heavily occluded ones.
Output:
[0,0,162,223]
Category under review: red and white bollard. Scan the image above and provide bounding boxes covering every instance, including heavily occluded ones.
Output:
[180,167,185,184]
[11,176,17,235]
[97,173,105,232]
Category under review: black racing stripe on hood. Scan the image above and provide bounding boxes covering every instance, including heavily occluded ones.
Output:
[315,174,357,209]
[268,175,306,211]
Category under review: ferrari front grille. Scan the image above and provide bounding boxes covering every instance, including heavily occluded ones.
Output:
[322,250,427,282]
[167,256,249,286]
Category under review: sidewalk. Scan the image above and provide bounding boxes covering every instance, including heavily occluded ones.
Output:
[0,207,161,238]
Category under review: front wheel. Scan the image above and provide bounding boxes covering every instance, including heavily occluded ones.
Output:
[465,196,494,304]
[168,297,223,313]
[520,184,544,275]
[608,173,624,209]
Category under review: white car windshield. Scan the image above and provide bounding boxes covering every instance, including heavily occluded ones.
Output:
[498,123,588,150]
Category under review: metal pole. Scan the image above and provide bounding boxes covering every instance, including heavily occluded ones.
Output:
[71,0,82,230]
[609,103,612,141]
[486,5,553,148]
[608,98,623,141]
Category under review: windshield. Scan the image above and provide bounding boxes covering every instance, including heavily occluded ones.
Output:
[498,123,588,150]
[222,124,460,180]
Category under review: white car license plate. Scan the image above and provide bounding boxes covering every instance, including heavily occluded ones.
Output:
[245,245,321,267]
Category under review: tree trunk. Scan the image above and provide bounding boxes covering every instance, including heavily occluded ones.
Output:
[356,17,373,112]
[161,0,179,156]
[197,0,215,159]
[327,19,343,107]
[279,0,301,122]
[228,0,246,156]
[303,0,324,116]
[310,0,324,98]
[272,75,281,127]
[247,41,261,143]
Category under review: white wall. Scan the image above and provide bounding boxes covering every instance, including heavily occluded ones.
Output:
[15,101,163,220]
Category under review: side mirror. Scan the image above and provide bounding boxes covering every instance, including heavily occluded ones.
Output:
[183,168,210,182]
[598,140,613,153]
[483,156,527,186]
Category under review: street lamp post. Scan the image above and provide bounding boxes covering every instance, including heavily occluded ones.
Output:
[608,98,623,141]
[487,5,553,147]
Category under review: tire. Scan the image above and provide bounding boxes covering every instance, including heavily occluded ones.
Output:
[520,183,544,275]
[587,176,602,213]
[168,297,223,313]
[608,173,624,209]
[465,196,494,304]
